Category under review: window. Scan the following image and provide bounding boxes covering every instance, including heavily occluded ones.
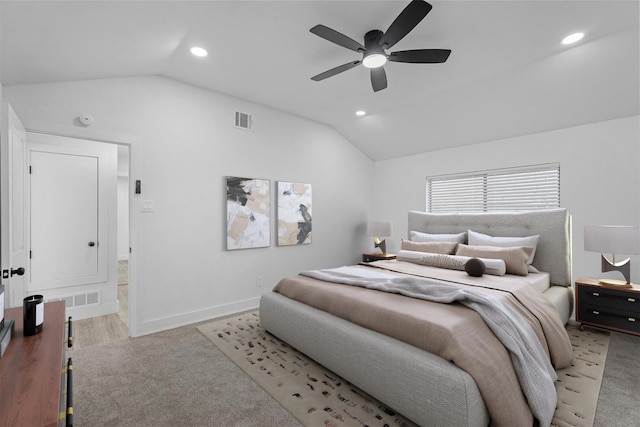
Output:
[426,163,560,213]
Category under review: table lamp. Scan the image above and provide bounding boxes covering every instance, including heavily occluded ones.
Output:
[584,225,640,286]
[367,221,392,254]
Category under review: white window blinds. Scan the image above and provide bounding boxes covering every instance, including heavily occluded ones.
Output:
[426,163,560,213]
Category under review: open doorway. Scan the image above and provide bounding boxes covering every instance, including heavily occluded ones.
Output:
[2,115,134,346]
[69,143,130,349]
[65,142,130,349]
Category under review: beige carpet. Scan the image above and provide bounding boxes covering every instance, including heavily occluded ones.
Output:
[198,312,610,427]
[72,319,299,426]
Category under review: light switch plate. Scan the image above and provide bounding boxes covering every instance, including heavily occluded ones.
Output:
[141,200,155,213]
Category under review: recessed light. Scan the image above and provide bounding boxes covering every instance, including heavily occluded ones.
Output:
[356,110,366,116]
[190,46,208,57]
[561,32,584,45]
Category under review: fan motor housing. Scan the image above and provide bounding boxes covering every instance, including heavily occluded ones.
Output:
[364,30,385,51]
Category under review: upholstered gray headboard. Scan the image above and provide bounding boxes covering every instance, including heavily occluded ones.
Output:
[407,209,572,287]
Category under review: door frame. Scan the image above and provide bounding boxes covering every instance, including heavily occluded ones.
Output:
[0,103,27,308]
[6,120,141,337]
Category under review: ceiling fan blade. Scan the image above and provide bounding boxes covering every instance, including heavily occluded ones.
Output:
[370,67,387,92]
[388,49,451,63]
[311,60,361,81]
[310,25,365,53]
[380,0,432,49]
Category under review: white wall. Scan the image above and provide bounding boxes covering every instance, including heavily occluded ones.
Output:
[3,76,374,336]
[372,115,640,285]
[5,75,638,333]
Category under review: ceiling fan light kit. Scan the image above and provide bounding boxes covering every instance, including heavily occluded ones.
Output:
[310,0,451,92]
[362,30,387,68]
[363,53,387,69]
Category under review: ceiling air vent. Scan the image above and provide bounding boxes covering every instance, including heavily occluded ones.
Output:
[234,111,253,131]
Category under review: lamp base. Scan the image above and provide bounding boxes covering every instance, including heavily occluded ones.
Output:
[598,278,632,288]
[374,238,387,254]
[601,254,631,285]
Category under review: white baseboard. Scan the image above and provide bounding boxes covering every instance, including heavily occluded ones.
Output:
[66,300,119,321]
[135,297,260,337]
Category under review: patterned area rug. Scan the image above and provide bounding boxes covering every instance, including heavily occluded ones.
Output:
[553,323,610,427]
[198,312,610,427]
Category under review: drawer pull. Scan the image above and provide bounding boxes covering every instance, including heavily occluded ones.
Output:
[65,316,73,348]
[66,357,73,427]
[629,318,636,322]
[592,311,600,315]
[592,292,600,297]
[628,298,636,303]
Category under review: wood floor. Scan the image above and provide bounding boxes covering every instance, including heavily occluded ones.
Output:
[72,311,128,349]
[72,262,130,350]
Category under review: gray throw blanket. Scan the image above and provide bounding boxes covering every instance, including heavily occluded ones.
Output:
[302,267,558,427]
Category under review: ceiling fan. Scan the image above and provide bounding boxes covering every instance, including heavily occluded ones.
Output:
[310,0,451,92]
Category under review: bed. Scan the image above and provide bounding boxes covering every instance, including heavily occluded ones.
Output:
[260,208,574,427]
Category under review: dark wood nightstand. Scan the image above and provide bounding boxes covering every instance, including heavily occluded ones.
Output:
[362,253,396,263]
[575,277,640,336]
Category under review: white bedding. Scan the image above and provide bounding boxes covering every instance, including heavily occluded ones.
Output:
[395,248,551,293]
[527,272,550,293]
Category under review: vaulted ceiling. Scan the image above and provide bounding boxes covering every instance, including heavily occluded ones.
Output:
[1,1,638,161]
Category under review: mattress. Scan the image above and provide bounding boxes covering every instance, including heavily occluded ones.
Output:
[527,271,550,293]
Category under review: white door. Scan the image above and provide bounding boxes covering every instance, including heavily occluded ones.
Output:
[0,104,28,307]
[28,148,102,289]
[26,134,115,295]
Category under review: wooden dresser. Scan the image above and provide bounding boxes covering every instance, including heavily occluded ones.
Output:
[0,301,70,426]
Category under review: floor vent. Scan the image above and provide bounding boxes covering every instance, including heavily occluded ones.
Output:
[234,111,253,131]
[50,291,101,308]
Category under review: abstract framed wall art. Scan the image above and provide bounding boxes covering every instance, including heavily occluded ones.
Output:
[226,176,271,250]
[277,181,312,246]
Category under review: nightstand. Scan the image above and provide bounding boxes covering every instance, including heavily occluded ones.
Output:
[362,253,396,263]
[575,277,640,336]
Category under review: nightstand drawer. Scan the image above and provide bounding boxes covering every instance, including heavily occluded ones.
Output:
[578,303,640,333]
[578,285,640,312]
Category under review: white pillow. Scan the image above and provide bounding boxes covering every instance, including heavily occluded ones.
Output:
[455,244,532,276]
[467,229,539,265]
[397,250,506,276]
[410,230,467,243]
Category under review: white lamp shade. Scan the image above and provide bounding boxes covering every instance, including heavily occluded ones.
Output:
[584,225,640,255]
[367,221,392,237]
